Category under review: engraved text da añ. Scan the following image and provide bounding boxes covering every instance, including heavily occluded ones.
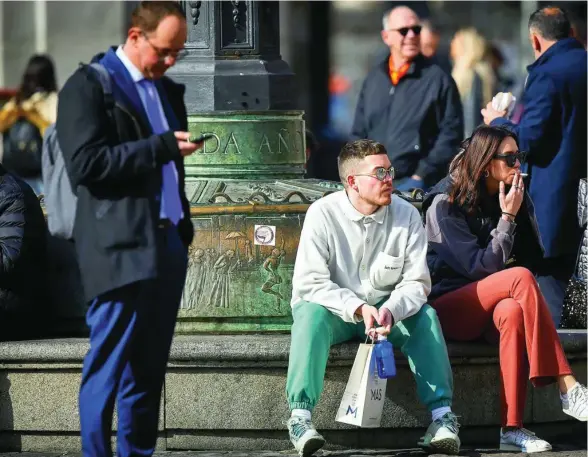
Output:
[198,130,303,156]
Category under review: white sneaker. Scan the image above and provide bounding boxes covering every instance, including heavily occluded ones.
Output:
[418,412,461,455]
[562,383,588,421]
[500,428,552,453]
[286,416,325,456]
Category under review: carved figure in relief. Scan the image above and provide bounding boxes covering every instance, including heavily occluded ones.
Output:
[208,249,240,308]
[261,240,286,300]
[202,248,218,296]
[244,239,255,265]
[182,247,205,309]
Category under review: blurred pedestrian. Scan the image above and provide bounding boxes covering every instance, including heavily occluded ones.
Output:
[350,6,463,191]
[0,54,58,194]
[421,19,452,74]
[450,28,496,137]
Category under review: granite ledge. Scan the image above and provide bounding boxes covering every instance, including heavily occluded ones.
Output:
[0,330,583,364]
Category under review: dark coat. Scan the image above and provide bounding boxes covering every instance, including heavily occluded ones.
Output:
[491,38,587,259]
[350,54,463,188]
[0,166,47,314]
[56,48,194,302]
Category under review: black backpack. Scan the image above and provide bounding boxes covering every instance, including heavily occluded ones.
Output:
[2,116,44,178]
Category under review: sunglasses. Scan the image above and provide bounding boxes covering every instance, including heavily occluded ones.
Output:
[354,167,395,182]
[493,152,527,168]
[389,25,422,37]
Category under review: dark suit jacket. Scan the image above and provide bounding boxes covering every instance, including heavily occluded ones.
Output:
[492,38,587,259]
[56,47,194,302]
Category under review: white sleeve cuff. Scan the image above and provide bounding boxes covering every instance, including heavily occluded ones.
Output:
[343,296,366,323]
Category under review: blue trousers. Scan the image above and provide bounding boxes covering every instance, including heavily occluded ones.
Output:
[79,226,187,457]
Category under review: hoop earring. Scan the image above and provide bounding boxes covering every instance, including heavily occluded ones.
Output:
[484,170,490,178]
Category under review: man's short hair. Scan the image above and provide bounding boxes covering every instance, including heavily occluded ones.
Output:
[130,1,185,33]
[421,18,440,35]
[528,6,572,41]
[338,140,388,185]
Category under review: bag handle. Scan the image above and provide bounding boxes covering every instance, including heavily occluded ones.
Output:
[364,334,375,345]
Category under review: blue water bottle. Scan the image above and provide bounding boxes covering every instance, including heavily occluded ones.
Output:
[374,335,396,378]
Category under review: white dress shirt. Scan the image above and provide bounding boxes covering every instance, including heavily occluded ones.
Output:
[115,46,183,220]
[291,190,431,324]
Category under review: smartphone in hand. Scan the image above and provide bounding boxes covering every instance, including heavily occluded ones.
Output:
[190,133,215,143]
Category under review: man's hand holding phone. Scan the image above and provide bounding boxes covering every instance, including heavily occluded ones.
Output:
[174,132,213,157]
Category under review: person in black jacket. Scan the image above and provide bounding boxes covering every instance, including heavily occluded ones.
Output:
[55,2,204,456]
[0,164,47,334]
[350,6,463,191]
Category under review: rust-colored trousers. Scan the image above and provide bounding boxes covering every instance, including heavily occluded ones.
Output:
[431,267,572,427]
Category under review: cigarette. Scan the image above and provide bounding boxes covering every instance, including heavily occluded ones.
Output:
[520,173,528,177]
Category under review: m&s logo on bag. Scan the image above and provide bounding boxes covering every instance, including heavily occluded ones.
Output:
[346,405,358,418]
[370,389,383,401]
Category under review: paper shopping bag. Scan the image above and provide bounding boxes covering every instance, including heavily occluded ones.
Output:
[335,343,387,428]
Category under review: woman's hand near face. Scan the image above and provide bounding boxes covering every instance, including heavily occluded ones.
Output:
[499,171,524,220]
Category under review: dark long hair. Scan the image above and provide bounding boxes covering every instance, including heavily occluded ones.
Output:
[448,125,519,212]
[16,54,57,103]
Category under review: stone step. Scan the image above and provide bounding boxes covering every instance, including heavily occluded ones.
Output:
[0,449,586,457]
[0,331,585,452]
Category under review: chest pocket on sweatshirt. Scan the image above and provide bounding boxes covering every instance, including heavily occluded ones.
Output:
[370,252,404,291]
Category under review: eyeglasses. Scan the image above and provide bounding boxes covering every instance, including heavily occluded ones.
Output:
[141,31,188,62]
[493,152,527,168]
[354,167,395,182]
[387,25,422,37]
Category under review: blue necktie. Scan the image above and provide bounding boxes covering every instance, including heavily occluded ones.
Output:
[139,79,182,225]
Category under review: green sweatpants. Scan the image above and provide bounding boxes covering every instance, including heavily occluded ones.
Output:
[286,301,453,412]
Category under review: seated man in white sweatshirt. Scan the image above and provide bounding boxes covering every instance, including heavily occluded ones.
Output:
[285,139,459,456]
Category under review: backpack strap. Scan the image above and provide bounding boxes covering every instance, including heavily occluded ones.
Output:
[88,63,114,111]
[44,124,58,166]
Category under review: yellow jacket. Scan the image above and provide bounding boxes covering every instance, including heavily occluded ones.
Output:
[0,91,58,136]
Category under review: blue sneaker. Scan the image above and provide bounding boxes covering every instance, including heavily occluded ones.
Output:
[286,416,325,456]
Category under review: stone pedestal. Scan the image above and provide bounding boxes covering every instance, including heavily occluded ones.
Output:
[167,1,329,332]
[0,331,584,451]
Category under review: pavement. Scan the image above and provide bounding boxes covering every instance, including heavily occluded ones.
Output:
[0,449,585,457]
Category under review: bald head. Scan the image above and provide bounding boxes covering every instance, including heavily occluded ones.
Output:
[382,6,419,30]
[381,6,421,63]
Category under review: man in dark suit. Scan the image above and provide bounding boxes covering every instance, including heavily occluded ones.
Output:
[482,6,587,327]
[56,2,203,456]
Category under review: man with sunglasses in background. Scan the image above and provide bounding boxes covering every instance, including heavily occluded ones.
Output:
[350,6,463,192]
[482,6,587,328]
[285,139,460,456]
[56,2,203,456]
